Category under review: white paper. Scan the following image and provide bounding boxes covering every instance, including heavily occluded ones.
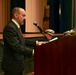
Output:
[49,37,58,42]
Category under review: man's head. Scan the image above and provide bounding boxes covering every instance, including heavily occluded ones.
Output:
[12,7,26,25]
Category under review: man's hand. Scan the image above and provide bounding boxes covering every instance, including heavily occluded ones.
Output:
[32,50,34,56]
[37,41,47,46]
[32,41,48,56]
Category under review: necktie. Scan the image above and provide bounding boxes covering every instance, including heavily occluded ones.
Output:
[19,28,22,34]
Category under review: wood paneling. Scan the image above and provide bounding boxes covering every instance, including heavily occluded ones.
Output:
[0,0,10,33]
[25,0,44,32]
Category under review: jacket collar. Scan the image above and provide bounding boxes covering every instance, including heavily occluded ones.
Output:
[12,19,20,28]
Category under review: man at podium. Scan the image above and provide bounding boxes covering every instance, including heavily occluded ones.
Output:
[1,7,47,75]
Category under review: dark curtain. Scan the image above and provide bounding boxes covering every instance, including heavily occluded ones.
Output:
[50,0,72,33]
[10,0,25,33]
[50,0,59,33]
[59,0,64,33]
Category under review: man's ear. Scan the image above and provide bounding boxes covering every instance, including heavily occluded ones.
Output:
[14,13,18,18]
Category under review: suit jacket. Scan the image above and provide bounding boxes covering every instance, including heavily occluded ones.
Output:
[1,20,36,72]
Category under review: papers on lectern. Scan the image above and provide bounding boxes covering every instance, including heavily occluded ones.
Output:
[49,37,58,42]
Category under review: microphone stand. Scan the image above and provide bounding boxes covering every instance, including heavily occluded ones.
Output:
[33,22,51,41]
[41,31,50,41]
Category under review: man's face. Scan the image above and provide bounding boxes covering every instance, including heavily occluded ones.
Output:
[17,9,26,25]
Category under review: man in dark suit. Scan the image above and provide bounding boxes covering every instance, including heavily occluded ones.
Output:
[1,7,46,75]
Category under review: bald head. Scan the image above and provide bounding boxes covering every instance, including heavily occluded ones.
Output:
[12,7,25,17]
[12,7,26,25]
[12,7,20,16]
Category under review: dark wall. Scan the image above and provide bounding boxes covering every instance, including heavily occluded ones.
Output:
[10,0,25,33]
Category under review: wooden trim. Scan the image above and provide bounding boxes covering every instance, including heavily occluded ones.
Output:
[0,33,63,40]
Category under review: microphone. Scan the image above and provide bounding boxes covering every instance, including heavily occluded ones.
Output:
[33,21,49,41]
[33,22,44,33]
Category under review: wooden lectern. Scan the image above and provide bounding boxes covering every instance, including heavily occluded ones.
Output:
[34,35,76,75]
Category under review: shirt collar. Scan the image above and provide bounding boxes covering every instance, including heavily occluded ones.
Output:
[12,19,20,28]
